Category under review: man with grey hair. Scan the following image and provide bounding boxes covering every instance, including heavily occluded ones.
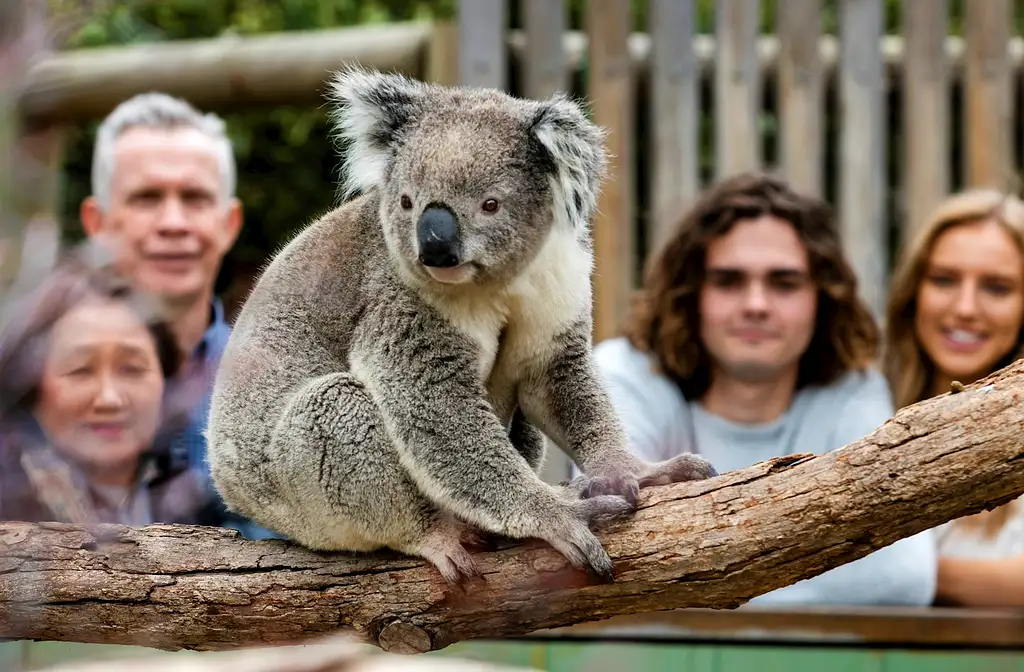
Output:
[80,91,275,539]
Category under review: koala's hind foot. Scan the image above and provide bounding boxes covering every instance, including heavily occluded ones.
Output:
[399,513,483,585]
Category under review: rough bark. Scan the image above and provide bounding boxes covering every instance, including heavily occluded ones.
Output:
[2,362,1023,654]
[17,21,432,126]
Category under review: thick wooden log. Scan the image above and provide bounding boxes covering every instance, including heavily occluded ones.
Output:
[17,21,433,126]
[2,360,1024,654]
[16,25,1024,126]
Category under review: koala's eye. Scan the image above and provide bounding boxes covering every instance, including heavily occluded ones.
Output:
[400,195,413,210]
[481,199,500,214]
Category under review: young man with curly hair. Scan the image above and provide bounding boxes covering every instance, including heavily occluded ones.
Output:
[594,171,937,606]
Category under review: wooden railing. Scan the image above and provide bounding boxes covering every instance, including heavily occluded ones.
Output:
[531,605,1024,650]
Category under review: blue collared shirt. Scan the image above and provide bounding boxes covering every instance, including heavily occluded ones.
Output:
[169,298,230,481]
[169,299,280,540]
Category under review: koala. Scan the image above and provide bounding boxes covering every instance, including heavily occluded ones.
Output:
[205,66,717,585]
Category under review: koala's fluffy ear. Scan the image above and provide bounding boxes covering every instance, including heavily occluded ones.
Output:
[529,94,608,231]
[327,66,429,200]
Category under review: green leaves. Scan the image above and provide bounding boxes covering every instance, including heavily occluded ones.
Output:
[53,0,454,293]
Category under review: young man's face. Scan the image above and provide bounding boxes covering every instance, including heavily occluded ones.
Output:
[81,126,242,305]
[698,215,818,384]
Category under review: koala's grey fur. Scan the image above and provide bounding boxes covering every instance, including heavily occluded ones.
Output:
[206,66,716,584]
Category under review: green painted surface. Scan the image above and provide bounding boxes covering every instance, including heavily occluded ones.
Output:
[434,640,1024,672]
[2,639,1023,671]
[880,651,1024,672]
[0,641,29,671]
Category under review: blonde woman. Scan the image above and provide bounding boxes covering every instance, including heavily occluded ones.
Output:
[883,188,1024,607]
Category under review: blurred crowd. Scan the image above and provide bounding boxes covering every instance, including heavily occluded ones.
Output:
[0,90,1020,612]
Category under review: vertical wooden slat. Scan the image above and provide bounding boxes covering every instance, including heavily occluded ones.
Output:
[426,20,460,87]
[457,0,508,90]
[520,0,567,99]
[16,124,65,287]
[17,0,64,292]
[647,0,699,252]
[838,0,887,319]
[963,0,1014,190]
[0,0,55,299]
[0,0,30,297]
[520,1,569,486]
[714,0,761,180]
[586,0,635,344]
[776,0,824,197]
[902,0,949,242]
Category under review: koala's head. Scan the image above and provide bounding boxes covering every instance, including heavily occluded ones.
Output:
[327,66,607,288]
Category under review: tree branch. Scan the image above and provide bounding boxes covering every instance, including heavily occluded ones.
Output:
[2,362,1023,654]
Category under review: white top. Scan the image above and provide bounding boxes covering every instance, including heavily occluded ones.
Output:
[590,336,938,607]
[934,499,1024,559]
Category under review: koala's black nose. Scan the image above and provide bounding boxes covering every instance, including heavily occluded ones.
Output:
[417,205,461,268]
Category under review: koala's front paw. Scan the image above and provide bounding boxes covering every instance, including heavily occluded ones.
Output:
[639,453,718,487]
[536,495,634,582]
[581,470,640,508]
[574,456,645,507]
[574,452,718,506]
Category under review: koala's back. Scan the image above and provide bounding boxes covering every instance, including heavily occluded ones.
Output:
[206,193,384,493]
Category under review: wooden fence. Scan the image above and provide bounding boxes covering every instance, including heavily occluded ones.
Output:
[455,0,1024,345]
[12,2,1024,336]
[7,1,1024,483]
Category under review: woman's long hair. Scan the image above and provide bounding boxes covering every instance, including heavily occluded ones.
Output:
[621,171,879,400]
[882,188,1024,538]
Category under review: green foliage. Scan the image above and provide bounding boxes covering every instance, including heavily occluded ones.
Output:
[54,0,455,292]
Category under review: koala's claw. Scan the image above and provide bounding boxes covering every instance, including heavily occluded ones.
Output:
[577,493,636,526]
[410,516,483,585]
[574,461,642,507]
[416,538,480,585]
[582,474,640,508]
[544,526,616,583]
[538,494,632,583]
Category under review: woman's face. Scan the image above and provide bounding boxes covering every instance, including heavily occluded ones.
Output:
[33,297,166,483]
[914,218,1024,384]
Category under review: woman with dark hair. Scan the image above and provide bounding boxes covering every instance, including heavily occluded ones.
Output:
[0,249,209,525]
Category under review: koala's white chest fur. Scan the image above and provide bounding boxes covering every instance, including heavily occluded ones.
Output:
[428,226,592,398]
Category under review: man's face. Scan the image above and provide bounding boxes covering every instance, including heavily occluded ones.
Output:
[81,126,242,303]
[698,215,818,384]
